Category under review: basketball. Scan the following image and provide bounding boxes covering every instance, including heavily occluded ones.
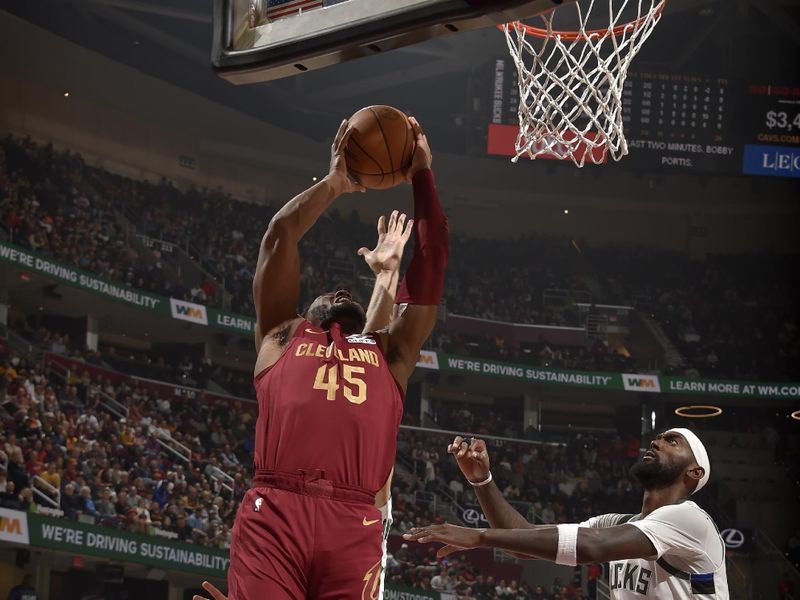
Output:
[345,105,415,190]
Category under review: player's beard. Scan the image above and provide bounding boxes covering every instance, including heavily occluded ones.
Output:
[319,301,366,333]
[630,455,687,490]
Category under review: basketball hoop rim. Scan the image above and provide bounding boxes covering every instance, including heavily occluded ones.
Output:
[500,0,667,42]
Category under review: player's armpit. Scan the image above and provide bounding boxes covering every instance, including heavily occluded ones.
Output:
[577,525,658,564]
[385,303,438,384]
[253,317,304,376]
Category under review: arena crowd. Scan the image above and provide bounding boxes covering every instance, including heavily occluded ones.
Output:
[3,136,797,383]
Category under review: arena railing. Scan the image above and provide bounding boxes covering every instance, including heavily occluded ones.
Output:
[31,475,60,509]
[46,359,70,384]
[543,288,592,307]
[121,203,230,309]
[98,389,130,420]
[399,424,563,448]
[154,431,192,464]
[585,313,609,342]
[207,465,235,494]
[6,329,33,355]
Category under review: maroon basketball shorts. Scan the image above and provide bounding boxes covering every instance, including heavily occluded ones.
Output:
[228,470,384,599]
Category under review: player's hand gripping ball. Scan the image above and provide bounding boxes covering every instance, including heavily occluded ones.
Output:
[344,105,416,189]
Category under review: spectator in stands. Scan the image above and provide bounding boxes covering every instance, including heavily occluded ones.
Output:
[6,574,38,600]
[79,486,97,516]
[95,488,116,517]
[6,448,29,492]
[60,483,82,520]
[0,480,19,509]
[430,569,453,592]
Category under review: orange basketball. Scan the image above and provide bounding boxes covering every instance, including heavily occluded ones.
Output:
[345,105,415,190]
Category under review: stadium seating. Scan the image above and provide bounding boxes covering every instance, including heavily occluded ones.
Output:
[3,135,796,383]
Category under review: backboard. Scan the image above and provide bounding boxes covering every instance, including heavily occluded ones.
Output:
[212,0,571,85]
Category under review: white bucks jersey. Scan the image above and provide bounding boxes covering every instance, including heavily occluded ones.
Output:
[378,497,393,600]
[581,502,729,599]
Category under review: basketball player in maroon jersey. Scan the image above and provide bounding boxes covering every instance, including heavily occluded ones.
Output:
[192,210,409,600]
[227,117,448,599]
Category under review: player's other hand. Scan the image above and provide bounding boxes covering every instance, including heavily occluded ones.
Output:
[192,581,227,600]
[404,116,432,182]
[326,119,366,195]
[403,524,482,559]
[357,210,413,275]
[448,436,490,484]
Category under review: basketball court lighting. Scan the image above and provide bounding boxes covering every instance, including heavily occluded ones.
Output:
[63,91,70,97]
[564,209,569,214]
[312,176,318,182]
[675,405,723,418]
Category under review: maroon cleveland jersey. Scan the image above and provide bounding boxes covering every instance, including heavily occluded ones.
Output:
[252,320,404,493]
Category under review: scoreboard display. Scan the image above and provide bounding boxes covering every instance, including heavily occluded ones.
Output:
[485,57,800,178]
[621,71,737,172]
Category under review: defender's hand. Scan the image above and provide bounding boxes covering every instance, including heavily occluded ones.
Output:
[192,581,227,600]
[326,119,366,195]
[404,117,432,182]
[403,524,483,559]
[357,210,413,275]
[448,436,490,484]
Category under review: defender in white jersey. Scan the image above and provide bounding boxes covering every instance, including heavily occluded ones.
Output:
[404,428,729,599]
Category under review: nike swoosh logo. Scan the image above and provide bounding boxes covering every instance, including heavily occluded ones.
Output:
[362,518,380,526]
[305,328,323,334]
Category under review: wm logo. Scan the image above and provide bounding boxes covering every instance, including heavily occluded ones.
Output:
[175,305,204,318]
[622,374,661,393]
[628,378,657,388]
[0,516,22,535]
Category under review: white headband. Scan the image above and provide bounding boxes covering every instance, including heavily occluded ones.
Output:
[665,428,710,493]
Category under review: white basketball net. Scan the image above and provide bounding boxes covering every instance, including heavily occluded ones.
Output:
[503,0,666,167]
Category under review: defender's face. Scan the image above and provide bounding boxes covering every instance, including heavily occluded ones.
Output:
[641,431,694,469]
[305,290,366,333]
[631,430,697,490]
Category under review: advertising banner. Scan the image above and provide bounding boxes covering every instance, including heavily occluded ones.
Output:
[0,508,30,545]
[0,241,165,312]
[170,298,209,325]
[439,355,799,399]
[384,585,441,600]
[440,354,623,391]
[0,241,258,336]
[27,514,229,577]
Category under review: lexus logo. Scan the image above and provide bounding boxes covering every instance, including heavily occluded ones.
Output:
[721,528,745,550]
[462,509,486,527]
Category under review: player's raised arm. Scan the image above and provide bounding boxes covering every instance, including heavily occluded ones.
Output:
[253,120,364,349]
[449,437,534,531]
[358,210,413,334]
[385,117,449,388]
